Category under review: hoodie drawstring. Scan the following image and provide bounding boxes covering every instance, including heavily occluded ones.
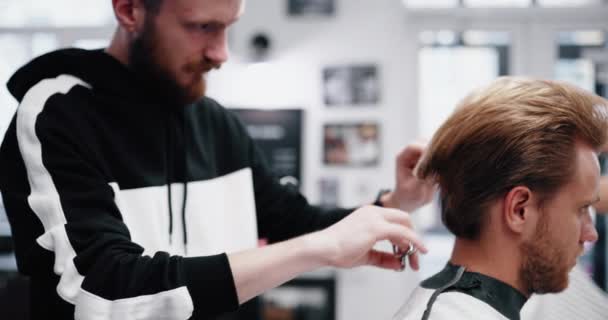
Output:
[182,116,189,256]
[166,116,174,244]
[166,109,189,255]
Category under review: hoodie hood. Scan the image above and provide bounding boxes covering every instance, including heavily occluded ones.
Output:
[7,48,147,104]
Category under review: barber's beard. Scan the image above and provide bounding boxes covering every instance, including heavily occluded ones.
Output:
[519,217,570,294]
[129,21,212,106]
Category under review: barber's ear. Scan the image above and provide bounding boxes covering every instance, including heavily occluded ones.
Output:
[503,186,534,234]
[112,0,147,34]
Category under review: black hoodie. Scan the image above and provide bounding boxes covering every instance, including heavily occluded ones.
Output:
[0,48,350,319]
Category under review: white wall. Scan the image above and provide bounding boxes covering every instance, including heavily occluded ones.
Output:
[206,1,422,319]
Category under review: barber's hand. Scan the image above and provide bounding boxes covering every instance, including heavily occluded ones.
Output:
[382,143,436,212]
[312,205,427,271]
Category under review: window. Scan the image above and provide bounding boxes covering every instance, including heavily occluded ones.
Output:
[555,30,606,95]
[538,0,605,6]
[403,0,458,8]
[418,30,510,139]
[464,0,531,7]
[404,0,607,8]
[73,39,110,50]
[0,35,29,138]
[0,33,61,142]
[0,0,114,28]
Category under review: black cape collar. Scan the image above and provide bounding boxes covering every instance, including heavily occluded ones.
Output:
[421,263,528,320]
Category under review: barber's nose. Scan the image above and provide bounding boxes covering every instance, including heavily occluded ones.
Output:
[205,31,229,65]
[581,213,599,244]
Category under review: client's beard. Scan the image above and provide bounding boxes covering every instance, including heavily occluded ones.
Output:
[519,217,570,295]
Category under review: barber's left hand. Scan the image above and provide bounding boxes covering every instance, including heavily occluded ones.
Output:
[382,143,436,212]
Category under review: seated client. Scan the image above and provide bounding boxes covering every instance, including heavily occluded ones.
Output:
[394,77,608,320]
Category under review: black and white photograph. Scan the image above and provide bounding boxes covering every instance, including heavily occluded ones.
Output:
[323,64,380,106]
[323,122,380,167]
[288,0,335,17]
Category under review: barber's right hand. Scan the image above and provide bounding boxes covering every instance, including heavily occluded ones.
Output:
[309,205,427,271]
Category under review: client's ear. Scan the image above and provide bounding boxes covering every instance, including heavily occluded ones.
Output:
[503,186,536,234]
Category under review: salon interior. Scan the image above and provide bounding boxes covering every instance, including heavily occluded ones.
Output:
[0,0,607,319]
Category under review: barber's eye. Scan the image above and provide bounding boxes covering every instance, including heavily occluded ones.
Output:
[185,23,218,33]
[199,23,219,32]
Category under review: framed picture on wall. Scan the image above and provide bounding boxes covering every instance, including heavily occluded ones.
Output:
[323,64,380,106]
[288,0,335,17]
[323,122,380,167]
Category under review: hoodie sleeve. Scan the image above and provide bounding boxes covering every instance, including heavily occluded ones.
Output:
[0,76,238,319]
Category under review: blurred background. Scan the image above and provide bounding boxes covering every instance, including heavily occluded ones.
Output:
[0,0,607,319]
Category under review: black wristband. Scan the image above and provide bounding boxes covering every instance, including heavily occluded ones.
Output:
[373,189,391,207]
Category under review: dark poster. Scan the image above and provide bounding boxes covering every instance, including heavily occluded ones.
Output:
[231,109,303,189]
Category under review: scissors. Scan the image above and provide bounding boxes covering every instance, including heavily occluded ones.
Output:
[393,242,417,270]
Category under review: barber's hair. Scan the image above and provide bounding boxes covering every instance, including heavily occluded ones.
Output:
[416,77,608,239]
[142,0,163,14]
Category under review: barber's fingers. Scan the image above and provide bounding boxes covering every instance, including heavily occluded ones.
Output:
[408,252,420,271]
[367,249,403,270]
[397,143,426,172]
[380,223,428,254]
[379,209,427,254]
[382,208,413,228]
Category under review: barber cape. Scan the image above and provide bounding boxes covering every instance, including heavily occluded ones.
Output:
[393,263,527,320]
[521,265,608,319]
